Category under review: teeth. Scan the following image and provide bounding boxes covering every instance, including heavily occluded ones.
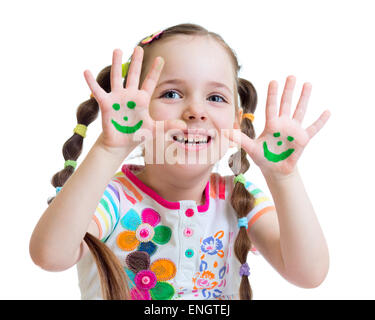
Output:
[173,135,209,144]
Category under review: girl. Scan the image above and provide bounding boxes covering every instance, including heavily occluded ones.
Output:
[29,23,330,300]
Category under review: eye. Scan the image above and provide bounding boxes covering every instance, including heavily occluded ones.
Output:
[208,95,226,103]
[160,90,181,99]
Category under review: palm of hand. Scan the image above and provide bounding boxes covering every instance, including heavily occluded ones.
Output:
[100,87,154,148]
[227,76,330,176]
[83,47,168,150]
[249,115,311,175]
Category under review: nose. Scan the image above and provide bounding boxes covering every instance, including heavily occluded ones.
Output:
[182,102,208,122]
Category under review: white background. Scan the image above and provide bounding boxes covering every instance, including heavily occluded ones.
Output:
[1,0,374,299]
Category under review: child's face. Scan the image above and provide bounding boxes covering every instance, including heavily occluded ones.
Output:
[142,35,241,166]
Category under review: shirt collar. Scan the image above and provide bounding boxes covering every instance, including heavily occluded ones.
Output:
[122,164,210,212]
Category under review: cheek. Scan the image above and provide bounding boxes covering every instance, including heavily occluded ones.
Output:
[212,111,236,156]
[148,103,175,121]
[211,110,236,140]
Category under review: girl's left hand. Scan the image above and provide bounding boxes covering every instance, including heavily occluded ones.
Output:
[225,75,330,178]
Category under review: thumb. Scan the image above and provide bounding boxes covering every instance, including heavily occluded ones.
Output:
[223,129,256,156]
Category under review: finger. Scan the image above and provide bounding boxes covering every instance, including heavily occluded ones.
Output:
[266,80,278,121]
[305,110,331,139]
[279,75,296,117]
[141,56,165,94]
[223,129,256,156]
[83,69,106,103]
[126,46,144,89]
[110,48,123,91]
[292,82,312,123]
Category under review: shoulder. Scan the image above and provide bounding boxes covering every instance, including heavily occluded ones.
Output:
[213,171,275,228]
[209,171,264,200]
[208,172,228,200]
[109,164,145,205]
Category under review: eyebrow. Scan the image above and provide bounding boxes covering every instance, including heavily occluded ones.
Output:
[156,78,233,95]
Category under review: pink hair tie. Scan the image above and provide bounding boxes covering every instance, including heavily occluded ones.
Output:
[141,30,164,44]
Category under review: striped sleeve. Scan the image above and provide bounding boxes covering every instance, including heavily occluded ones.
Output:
[245,180,276,230]
[92,181,121,242]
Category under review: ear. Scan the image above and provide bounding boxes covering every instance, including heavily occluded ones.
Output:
[233,109,243,130]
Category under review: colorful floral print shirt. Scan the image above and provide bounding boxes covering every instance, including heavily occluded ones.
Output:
[76,164,275,300]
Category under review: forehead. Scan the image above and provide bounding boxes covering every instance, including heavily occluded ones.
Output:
[144,35,236,88]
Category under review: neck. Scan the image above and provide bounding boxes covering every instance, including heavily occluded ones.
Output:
[135,163,214,205]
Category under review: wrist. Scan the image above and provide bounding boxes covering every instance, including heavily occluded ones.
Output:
[261,166,299,183]
[94,133,138,160]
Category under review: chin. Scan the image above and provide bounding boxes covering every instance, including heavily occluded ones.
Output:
[168,138,223,167]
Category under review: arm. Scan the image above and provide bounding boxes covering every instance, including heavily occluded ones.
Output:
[249,167,329,288]
[29,135,133,271]
[225,76,330,288]
[30,47,167,272]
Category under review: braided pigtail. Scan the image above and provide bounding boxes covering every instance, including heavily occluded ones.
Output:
[49,66,111,200]
[48,65,131,299]
[229,78,258,300]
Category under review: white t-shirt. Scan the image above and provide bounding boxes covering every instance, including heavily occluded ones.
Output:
[77,164,275,300]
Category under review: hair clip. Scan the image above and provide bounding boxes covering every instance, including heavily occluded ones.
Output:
[141,30,164,44]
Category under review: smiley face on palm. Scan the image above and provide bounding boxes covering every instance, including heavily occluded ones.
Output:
[111,100,143,134]
[83,47,169,150]
[225,76,330,176]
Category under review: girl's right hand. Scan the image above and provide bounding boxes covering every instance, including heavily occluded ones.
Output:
[84,46,177,154]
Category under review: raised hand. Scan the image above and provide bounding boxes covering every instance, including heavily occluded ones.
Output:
[84,47,185,153]
[225,76,330,177]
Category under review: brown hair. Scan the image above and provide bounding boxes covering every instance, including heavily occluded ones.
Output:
[229,78,257,299]
[48,23,257,300]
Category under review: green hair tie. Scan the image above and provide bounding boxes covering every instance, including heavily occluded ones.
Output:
[122,62,130,78]
[73,124,87,138]
[234,173,246,185]
[64,160,77,169]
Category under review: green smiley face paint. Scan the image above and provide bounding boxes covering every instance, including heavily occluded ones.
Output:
[263,132,295,163]
[111,101,143,134]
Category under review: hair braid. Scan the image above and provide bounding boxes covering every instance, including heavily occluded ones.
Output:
[48,66,131,299]
[229,78,258,300]
[49,66,112,194]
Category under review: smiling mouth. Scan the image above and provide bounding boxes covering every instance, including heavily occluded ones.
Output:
[263,141,295,162]
[172,135,212,145]
[111,119,143,134]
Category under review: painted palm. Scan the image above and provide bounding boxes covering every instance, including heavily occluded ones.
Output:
[225,76,330,176]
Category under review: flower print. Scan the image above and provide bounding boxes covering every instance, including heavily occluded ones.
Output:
[192,260,227,299]
[117,208,172,255]
[200,231,225,257]
[125,251,177,300]
[195,270,218,290]
[201,236,223,255]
